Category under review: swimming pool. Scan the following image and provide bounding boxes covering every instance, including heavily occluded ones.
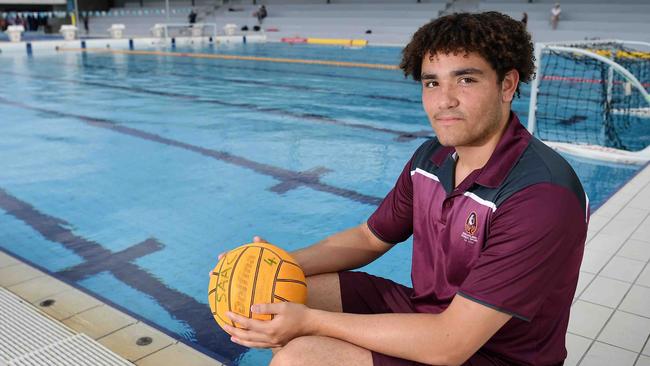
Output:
[0,43,641,365]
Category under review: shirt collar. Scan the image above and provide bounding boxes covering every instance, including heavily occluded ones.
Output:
[429,112,532,189]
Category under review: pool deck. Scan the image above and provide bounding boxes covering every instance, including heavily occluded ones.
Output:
[566,162,650,366]
[0,251,223,365]
[1,162,650,365]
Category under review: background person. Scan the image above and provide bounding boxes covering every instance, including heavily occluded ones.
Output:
[188,8,197,24]
[551,2,562,29]
[521,11,528,27]
[254,5,267,24]
[82,14,89,35]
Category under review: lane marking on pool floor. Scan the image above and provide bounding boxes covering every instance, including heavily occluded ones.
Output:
[59,48,400,70]
[66,59,420,104]
[1,70,431,142]
[0,96,383,206]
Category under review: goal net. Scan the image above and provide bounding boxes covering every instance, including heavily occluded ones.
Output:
[151,23,217,39]
[528,40,650,164]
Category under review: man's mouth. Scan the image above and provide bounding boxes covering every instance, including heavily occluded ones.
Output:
[435,116,464,125]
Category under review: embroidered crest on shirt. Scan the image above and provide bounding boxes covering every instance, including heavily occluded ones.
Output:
[462,211,479,244]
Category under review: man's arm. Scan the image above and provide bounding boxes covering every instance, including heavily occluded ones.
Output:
[307,294,511,365]
[226,294,511,366]
[291,222,392,276]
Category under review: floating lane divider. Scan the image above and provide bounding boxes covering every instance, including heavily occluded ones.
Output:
[281,37,308,44]
[306,38,368,47]
[58,47,398,70]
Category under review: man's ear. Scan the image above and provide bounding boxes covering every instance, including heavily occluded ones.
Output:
[501,69,520,103]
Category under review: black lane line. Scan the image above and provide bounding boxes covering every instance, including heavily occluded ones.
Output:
[2,70,431,142]
[0,97,383,206]
[0,188,245,364]
[76,60,421,104]
[58,238,163,281]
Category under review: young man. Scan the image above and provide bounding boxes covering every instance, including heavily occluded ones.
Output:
[224,12,588,366]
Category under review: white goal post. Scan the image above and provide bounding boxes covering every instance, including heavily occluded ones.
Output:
[151,23,218,39]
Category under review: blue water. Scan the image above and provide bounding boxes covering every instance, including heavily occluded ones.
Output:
[0,43,641,365]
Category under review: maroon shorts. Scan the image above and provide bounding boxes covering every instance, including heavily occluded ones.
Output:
[338,271,512,366]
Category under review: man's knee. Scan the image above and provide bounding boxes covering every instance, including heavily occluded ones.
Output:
[270,336,373,366]
[269,337,309,366]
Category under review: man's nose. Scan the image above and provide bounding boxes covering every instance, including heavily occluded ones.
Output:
[436,85,460,110]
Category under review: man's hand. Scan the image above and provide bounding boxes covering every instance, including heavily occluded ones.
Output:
[224,302,314,349]
[210,236,269,274]
[252,235,268,244]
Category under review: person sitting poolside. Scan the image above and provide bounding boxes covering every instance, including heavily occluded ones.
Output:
[221,11,588,366]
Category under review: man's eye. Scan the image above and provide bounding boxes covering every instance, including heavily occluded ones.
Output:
[423,81,437,88]
[460,77,476,84]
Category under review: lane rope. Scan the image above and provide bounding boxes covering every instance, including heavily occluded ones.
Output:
[58,48,400,70]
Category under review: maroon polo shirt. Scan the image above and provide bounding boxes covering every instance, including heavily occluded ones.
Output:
[367,113,589,365]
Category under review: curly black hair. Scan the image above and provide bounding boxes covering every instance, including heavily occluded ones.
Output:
[400,12,535,96]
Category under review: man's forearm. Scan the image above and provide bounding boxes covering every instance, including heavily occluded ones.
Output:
[300,294,512,366]
[291,223,390,276]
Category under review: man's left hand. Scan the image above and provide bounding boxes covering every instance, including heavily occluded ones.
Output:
[224,302,314,348]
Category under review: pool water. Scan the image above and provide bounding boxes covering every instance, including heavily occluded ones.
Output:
[0,43,640,365]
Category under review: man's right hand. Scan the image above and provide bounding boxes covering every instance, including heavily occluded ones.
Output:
[253,235,268,244]
[215,235,268,263]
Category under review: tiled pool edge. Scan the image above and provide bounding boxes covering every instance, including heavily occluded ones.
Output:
[0,249,225,366]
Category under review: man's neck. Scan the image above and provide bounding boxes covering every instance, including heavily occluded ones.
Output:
[455,115,510,173]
